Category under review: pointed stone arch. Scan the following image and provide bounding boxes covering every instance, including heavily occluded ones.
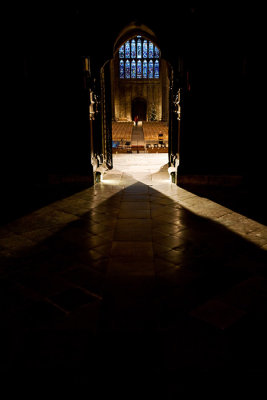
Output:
[96,21,180,173]
[132,97,147,121]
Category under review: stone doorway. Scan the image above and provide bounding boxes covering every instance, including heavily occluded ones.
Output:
[132,97,147,121]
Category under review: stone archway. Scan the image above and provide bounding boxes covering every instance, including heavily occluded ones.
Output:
[132,97,147,121]
[97,21,176,174]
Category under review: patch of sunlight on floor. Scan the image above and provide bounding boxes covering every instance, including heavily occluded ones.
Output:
[1,153,266,252]
[102,154,267,249]
[112,153,169,175]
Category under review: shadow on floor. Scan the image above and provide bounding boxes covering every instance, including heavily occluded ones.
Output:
[0,179,266,395]
[181,183,267,225]
[1,181,93,226]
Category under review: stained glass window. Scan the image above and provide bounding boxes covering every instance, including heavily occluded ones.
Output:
[120,60,124,78]
[137,39,142,58]
[149,42,154,58]
[125,60,130,78]
[154,46,160,58]
[131,60,136,78]
[154,60,159,78]
[143,40,147,58]
[125,41,130,58]
[143,60,147,78]
[131,40,136,58]
[119,37,159,79]
[149,60,153,78]
[137,60,142,78]
[119,45,124,58]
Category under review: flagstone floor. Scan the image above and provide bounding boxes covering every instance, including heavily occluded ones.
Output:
[0,154,266,397]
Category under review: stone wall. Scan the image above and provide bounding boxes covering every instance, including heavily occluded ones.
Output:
[110,57,169,122]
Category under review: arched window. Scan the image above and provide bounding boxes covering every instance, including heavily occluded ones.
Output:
[131,60,136,78]
[149,42,154,58]
[131,40,136,58]
[125,60,130,78]
[137,60,142,78]
[143,60,147,78]
[154,46,160,58]
[125,41,130,58]
[137,39,142,58]
[119,45,124,58]
[149,60,153,78]
[154,60,159,78]
[120,60,124,78]
[119,36,159,79]
[143,40,147,58]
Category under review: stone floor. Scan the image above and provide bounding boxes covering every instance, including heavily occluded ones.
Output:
[0,154,267,397]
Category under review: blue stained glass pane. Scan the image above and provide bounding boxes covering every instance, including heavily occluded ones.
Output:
[154,60,159,78]
[143,40,147,58]
[119,37,160,79]
[137,39,142,58]
[131,40,136,58]
[137,60,142,78]
[149,42,154,58]
[119,45,124,58]
[131,60,136,78]
[125,60,130,78]
[120,60,124,78]
[143,60,147,78]
[149,60,153,78]
[125,41,130,58]
[154,46,160,58]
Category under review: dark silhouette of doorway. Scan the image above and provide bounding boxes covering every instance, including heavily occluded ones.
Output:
[132,97,147,121]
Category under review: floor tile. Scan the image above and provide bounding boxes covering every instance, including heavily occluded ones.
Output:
[1,153,267,380]
[190,299,246,330]
[111,241,153,258]
[49,287,98,312]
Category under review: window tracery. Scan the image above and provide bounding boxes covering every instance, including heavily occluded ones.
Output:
[119,36,160,79]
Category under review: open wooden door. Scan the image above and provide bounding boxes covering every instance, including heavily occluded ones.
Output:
[100,60,113,169]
